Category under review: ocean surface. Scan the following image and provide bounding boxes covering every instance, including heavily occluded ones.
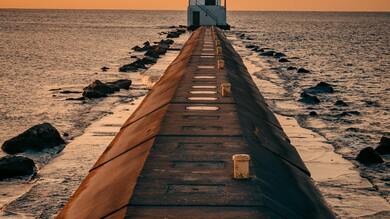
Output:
[0,10,389,218]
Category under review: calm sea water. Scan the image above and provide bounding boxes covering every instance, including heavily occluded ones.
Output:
[0,10,389,218]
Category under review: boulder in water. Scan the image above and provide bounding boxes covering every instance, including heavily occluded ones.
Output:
[82,80,116,98]
[119,59,147,72]
[132,41,151,52]
[145,49,160,59]
[338,111,361,117]
[309,111,318,117]
[304,82,334,94]
[101,66,110,72]
[274,52,286,59]
[141,56,157,65]
[297,68,311,73]
[108,79,132,90]
[279,58,290,63]
[375,135,390,155]
[245,44,257,49]
[356,147,384,164]
[299,91,320,104]
[2,123,65,154]
[335,100,348,107]
[167,31,180,38]
[0,156,37,180]
[260,51,275,57]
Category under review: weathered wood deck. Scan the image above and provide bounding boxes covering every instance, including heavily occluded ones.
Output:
[57,27,335,219]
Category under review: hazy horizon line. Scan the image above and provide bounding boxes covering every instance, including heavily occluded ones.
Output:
[0,7,389,13]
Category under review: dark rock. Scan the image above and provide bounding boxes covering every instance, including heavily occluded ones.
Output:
[279,58,290,63]
[63,132,69,137]
[245,44,257,49]
[260,51,275,57]
[176,29,186,34]
[119,59,147,72]
[145,49,160,59]
[101,66,110,72]
[60,90,82,94]
[82,80,115,98]
[274,52,286,59]
[297,68,311,73]
[309,111,318,117]
[346,127,359,132]
[335,100,348,107]
[356,147,384,164]
[2,123,65,154]
[130,55,138,59]
[160,39,174,45]
[66,97,85,101]
[108,79,132,90]
[153,44,169,54]
[364,100,380,107]
[245,36,254,40]
[338,111,361,117]
[132,42,151,52]
[0,156,37,180]
[375,135,390,155]
[304,82,334,94]
[141,56,157,65]
[299,91,320,105]
[239,33,245,39]
[167,31,180,38]
[287,66,297,71]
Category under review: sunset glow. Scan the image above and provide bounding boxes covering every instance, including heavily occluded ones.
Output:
[0,0,389,11]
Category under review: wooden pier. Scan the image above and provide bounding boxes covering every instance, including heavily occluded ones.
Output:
[58,27,335,219]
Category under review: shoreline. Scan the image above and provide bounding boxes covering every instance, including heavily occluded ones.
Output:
[230,37,390,217]
[0,32,190,218]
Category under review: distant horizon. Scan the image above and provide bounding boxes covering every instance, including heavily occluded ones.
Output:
[1,8,390,13]
[0,0,389,12]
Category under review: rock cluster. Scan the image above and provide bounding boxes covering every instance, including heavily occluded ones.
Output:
[120,36,179,73]
[1,123,65,154]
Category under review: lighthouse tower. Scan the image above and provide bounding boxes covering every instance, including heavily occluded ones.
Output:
[188,0,230,30]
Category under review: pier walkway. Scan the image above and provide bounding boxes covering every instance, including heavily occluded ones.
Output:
[58,27,335,219]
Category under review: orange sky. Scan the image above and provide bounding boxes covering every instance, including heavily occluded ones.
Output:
[0,0,389,11]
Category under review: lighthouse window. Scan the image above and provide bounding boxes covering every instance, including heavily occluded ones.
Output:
[205,0,216,6]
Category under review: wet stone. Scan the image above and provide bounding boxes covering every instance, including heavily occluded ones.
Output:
[0,156,37,180]
[299,91,320,105]
[356,147,384,165]
[304,82,334,94]
[335,100,349,107]
[2,123,65,154]
[279,58,290,63]
[297,68,311,73]
[375,135,390,155]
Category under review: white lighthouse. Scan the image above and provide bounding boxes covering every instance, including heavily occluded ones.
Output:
[187,0,230,30]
